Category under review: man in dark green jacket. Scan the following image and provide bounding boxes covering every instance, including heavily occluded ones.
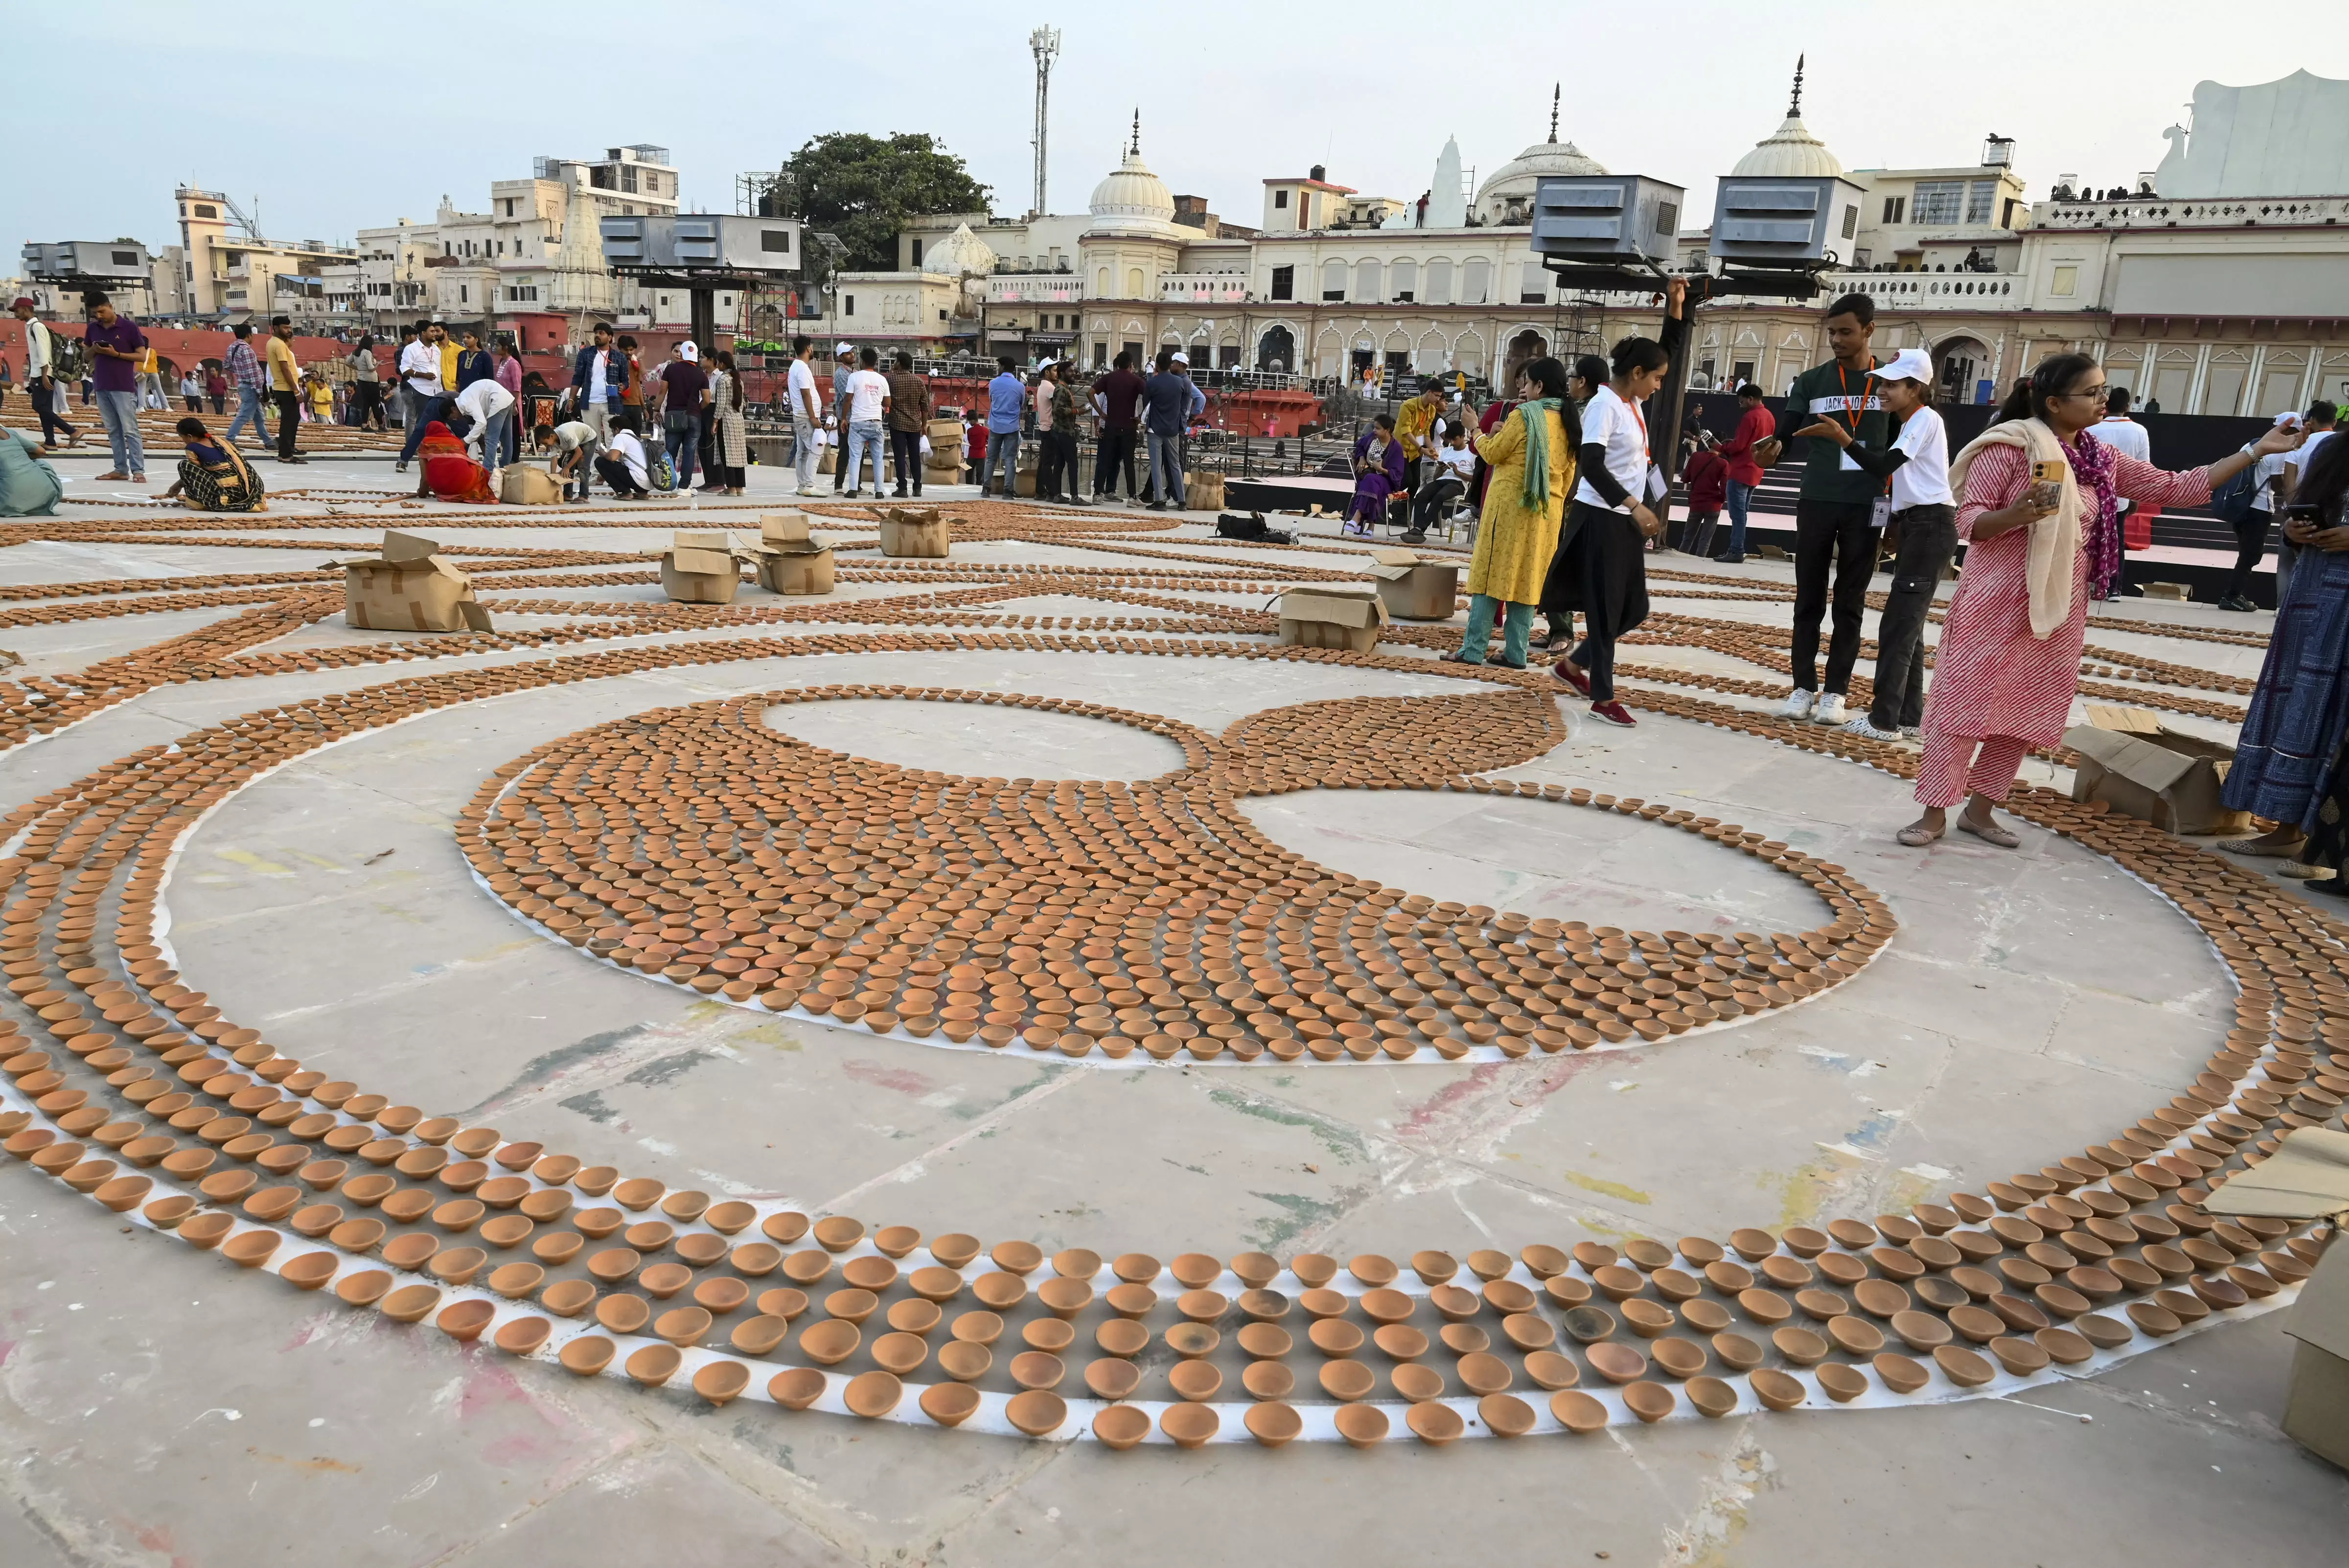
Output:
[1758,292,1887,727]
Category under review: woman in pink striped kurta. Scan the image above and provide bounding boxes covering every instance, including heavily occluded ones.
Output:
[1903,354,2296,849]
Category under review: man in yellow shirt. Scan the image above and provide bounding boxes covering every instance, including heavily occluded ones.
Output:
[265,315,307,464]
[1395,380,1448,492]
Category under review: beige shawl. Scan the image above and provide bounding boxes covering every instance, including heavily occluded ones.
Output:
[1947,416,2078,640]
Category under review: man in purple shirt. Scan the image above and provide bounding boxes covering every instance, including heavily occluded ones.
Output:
[80,291,148,481]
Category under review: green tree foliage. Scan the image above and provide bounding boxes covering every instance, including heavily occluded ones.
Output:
[772,134,991,273]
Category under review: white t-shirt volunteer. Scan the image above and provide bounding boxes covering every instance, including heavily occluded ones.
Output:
[452,379,515,454]
[785,358,820,422]
[1886,405,1952,511]
[846,368,889,424]
[1573,387,1661,513]
[608,430,650,490]
[1432,443,1475,483]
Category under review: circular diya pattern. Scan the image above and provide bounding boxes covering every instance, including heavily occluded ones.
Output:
[455,684,1890,1064]
[0,499,2335,1449]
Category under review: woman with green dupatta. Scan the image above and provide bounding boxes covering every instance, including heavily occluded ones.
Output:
[1443,356,1577,670]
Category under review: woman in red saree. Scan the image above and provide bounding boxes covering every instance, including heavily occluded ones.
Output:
[413,420,497,505]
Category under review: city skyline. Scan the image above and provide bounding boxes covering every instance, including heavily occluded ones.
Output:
[8,1,2340,277]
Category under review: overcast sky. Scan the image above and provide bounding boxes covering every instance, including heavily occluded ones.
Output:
[8,2,2338,278]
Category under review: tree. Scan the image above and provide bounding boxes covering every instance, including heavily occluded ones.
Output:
[770,134,991,273]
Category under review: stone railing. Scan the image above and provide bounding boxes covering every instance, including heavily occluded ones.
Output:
[2031,195,2349,230]
[1158,273,1252,303]
[1819,272,2025,310]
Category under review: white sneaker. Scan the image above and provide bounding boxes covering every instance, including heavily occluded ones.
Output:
[1812,693,1847,725]
[1900,726,1921,740]
[1841,715,1899,740]
[1777,689,1816,721]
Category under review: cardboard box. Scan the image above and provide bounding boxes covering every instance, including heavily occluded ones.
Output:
[660,530,746,604]
[1185,471,1225,512]
[2063,706,2248,835]
[338,530,492,633]
[749,511,836,595]
[1368,548,1462,621]
[2283,1230,2349,1471]
[1277,587,1386,654]
[879,507,950,559]
[499,464,564,505]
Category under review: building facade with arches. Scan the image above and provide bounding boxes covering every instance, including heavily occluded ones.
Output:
[807,79,2349,416]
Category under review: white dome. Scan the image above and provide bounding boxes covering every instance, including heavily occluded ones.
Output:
[1731,113,1844,179]
[1087,146,1182,239]
[921,222,996,276]
[1474,138,1608,225]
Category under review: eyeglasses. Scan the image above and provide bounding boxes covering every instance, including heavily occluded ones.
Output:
[2056,385,2111,403]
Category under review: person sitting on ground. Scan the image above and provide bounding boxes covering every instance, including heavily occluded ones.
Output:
[1344,414,1408,536]
[412,418,498,505]
[160,417,266,512]
[596,413,655,499]
[1404,423,1477,542]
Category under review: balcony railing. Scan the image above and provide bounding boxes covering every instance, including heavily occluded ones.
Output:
[1159,273,1251,303]
[985,277,1084,304]
[1819,271,2023,310]
[2033,194,2349,230]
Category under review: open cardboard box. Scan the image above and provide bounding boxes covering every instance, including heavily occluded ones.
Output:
[748,511,836,595]
[1367,548,1462,622]
[2061,704,2250,836]
[660,530,747,604]
[336,530,491,633]
[2205,1130,2349,1468]
[1278,586,1387,654]
[879,507,951,559]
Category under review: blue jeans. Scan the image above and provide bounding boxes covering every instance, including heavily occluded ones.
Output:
[483,407,514,469]
[224,383,265,446]
[399,393,451,462]
[1146,432,1183,505]
[982,430,1021,494]
[94,389,145,475]
[1722,480,1753,556]
[666,413,701,489]
[844,420,885,491]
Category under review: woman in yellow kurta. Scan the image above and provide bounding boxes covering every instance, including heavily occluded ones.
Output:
[1444,357,1576,669]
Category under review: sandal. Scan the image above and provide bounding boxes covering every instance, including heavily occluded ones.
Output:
[2214,835,2305,857]
[1895,821,1944,848]
[1957,813,2020,849]
[1437,650,1484,666]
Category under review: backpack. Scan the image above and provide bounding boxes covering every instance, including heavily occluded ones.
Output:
[2209,459,2259,526]
[647,449,677,492]
[44,329,89,384]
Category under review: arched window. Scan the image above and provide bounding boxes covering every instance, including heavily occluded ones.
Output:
[1096,267,1110,296]
[1355,259,1382,301]
[1461,257,1491,305]
[1424,258,1453,305]
[1256,324,1295,372]
[1125,266,1145,298]
[1390,259,1417,301]
[1321,259,1347,300]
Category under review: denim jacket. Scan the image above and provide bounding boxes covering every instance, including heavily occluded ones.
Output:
[569,345,628,406]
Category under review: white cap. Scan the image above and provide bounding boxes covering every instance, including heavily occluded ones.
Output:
[835,342,853,356]
[2275,411,2303,428]
[1171,351,1190,365]
[679,340,699,361]
[1036,356,1058,369]
[1872,347,1933,384]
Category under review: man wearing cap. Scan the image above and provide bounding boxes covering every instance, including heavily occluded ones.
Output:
[10,299,77,450]
[1139,350,1191,511]
[830,344,858,495]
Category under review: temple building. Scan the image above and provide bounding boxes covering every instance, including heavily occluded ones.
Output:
[806,69,2349,416]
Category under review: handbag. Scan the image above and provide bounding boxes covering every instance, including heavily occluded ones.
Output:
[663,408,695,437]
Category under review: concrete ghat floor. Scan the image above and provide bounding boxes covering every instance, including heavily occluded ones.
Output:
[0,489,2343,1566]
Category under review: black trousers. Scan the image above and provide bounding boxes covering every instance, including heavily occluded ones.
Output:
[1869,503,1958,730]
[32,379,74,445]
[1409,477,1462,530]
[2223,511,2270,601]
[889,428,923,493]
[1036,428,1079,499]
[272,389,301,460]
[1791,497,1880,694]
[594,454,646,496]
[1094,428,1137,495]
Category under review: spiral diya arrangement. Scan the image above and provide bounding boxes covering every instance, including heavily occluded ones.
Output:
[0,502,2338,1445]
[456,685,1888,1063]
